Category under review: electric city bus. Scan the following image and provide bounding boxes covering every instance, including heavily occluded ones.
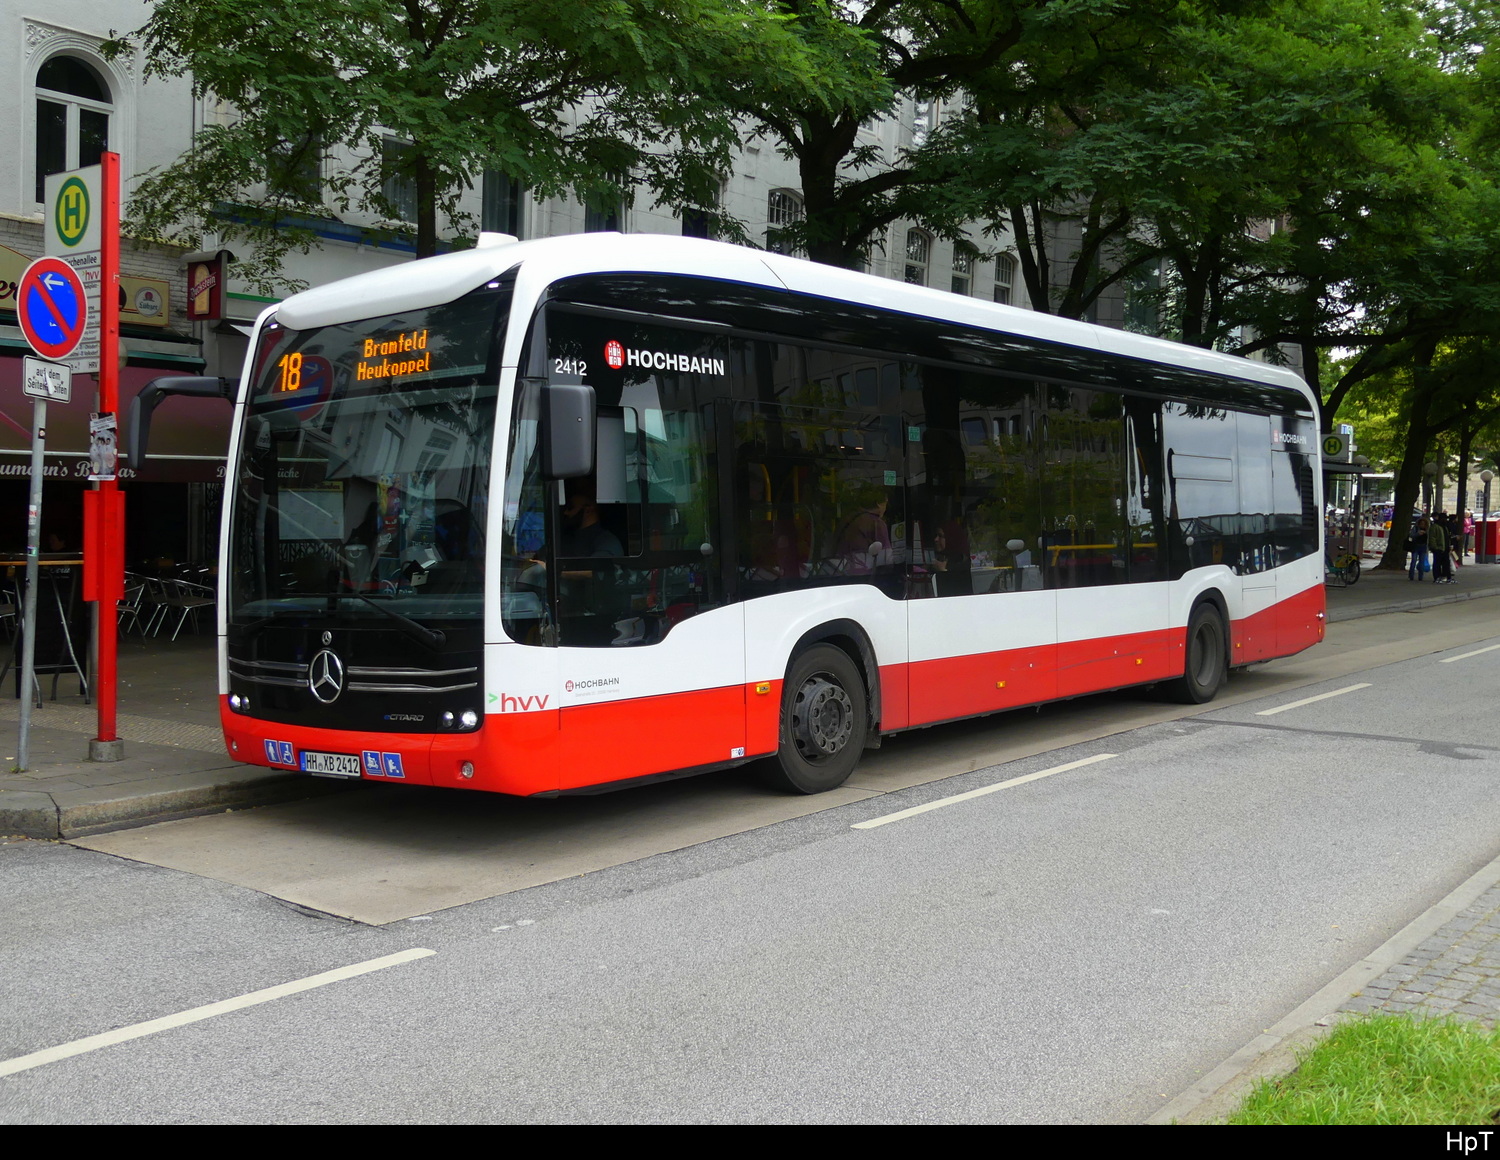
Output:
[209,232,1324,796]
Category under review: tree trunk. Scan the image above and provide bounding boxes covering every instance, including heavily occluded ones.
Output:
[1376,349,1439,571]
[1010,203,1051,314]
[415,153,438,259]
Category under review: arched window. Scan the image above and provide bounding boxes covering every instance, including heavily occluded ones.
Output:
[951,241,977,295]
[993,253,1017,305]
[904,229,931,286]
[35,55,112,202]
[766,189,804,255]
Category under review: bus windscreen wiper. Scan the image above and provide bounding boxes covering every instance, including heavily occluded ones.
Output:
[348,591,446,650]
[236,592,446,650]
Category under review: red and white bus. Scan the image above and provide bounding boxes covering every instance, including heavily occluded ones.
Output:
[216,232,1324,796]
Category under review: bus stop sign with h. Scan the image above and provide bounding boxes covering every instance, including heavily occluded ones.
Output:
[11,160,126,770]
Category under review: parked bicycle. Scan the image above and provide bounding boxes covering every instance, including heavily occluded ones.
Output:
[1324,550,1361,587]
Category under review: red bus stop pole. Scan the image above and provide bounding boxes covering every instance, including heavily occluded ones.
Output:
[93,150,122,758]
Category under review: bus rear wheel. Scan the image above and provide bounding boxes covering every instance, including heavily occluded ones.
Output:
[1167,603,1227,704]
[765,644,868,794]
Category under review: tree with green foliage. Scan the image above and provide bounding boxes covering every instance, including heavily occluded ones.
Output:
[912,0,1475,353]
[723,0,1081,269]
[105,0,872,292]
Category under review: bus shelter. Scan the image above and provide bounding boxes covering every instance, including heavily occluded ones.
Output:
[1323,460,1384,558]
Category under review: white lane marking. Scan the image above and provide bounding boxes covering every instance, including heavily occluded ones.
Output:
[852,753,1116,831]
[1440,643,1500,664]
[0,948,435,1079]
[1254,683,1372,717]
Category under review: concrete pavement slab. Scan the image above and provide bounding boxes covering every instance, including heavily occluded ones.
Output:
[72,777,882,924]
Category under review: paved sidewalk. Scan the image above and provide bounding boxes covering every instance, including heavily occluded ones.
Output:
[1324,556,1500,622]
[0,634,351,838]
[1341,878,1500,1024]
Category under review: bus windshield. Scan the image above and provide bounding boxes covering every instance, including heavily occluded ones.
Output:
[228,288,506,632]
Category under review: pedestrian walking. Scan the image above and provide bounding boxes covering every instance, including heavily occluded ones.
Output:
[1463,510,1475,560]
[1430,515,1451,583]
[1408,516,1431,580]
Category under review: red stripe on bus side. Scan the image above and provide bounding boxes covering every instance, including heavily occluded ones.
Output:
[554,685,747,791]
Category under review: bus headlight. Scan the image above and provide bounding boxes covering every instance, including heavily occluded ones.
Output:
[229,693,249,712]
[459,709,479,730]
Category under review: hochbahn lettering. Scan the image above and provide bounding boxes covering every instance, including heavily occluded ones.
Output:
[605,340,725,375]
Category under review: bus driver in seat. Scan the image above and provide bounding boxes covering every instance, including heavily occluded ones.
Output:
[559,482,623,559]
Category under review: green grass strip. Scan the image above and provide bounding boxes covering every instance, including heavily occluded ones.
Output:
[1226,1013,1500,1125]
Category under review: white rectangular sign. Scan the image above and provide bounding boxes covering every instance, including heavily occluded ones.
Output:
[22,356,72,402]
[44,166,101,373]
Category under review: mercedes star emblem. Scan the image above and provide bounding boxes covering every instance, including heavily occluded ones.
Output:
[308,649,345,704]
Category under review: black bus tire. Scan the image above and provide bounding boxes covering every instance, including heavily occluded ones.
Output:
[1167,603,1227,704]
[764,644,869,794]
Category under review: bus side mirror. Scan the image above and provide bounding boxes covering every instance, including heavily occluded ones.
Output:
[127,375,237,470]
[543,382,596,479]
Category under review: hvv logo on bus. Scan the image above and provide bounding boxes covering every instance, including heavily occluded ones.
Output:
[492,693,550,712]
[603,339,725,376]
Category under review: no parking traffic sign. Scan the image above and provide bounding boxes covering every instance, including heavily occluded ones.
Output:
[17,256,89,362]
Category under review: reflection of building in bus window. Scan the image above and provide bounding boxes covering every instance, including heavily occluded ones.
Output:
[834,484,889,574]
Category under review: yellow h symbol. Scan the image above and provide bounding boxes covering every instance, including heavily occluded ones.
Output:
[55,177,89,246]
[62,188,83,232]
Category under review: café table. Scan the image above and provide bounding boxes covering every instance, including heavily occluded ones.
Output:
[0,555,89,702]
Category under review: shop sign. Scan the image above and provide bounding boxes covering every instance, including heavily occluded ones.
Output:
[120,275,169,328]
[0,243,27,311]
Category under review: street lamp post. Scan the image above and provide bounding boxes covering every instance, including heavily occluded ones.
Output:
[1482,470,1494,563]
[1423,461,1438,513]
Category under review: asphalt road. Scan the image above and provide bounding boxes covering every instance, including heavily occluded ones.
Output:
[3,602,1499,1123]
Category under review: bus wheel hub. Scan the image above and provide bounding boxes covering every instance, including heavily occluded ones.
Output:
[794,677,854,758]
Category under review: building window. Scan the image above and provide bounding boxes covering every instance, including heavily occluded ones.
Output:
[682,181,722,239]
[380,138,417,222]
[911,97,939,148]
[482,170,524,237]
[584,192,622,233]
[951,242,976,295]
[904,229,931,286]
[266,133,321,202]
[766,189,804,255]
[993,254,1016,305]
[35,55,112,203]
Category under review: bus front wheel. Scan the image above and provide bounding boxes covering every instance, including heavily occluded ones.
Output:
[1167,603,1227,704]
[766,644,869,794]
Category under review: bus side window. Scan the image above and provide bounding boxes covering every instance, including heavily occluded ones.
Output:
[1124,398,1166,583]
[1162,402,1237,578]
[911,365,1039,596]
[734,400,902,598]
